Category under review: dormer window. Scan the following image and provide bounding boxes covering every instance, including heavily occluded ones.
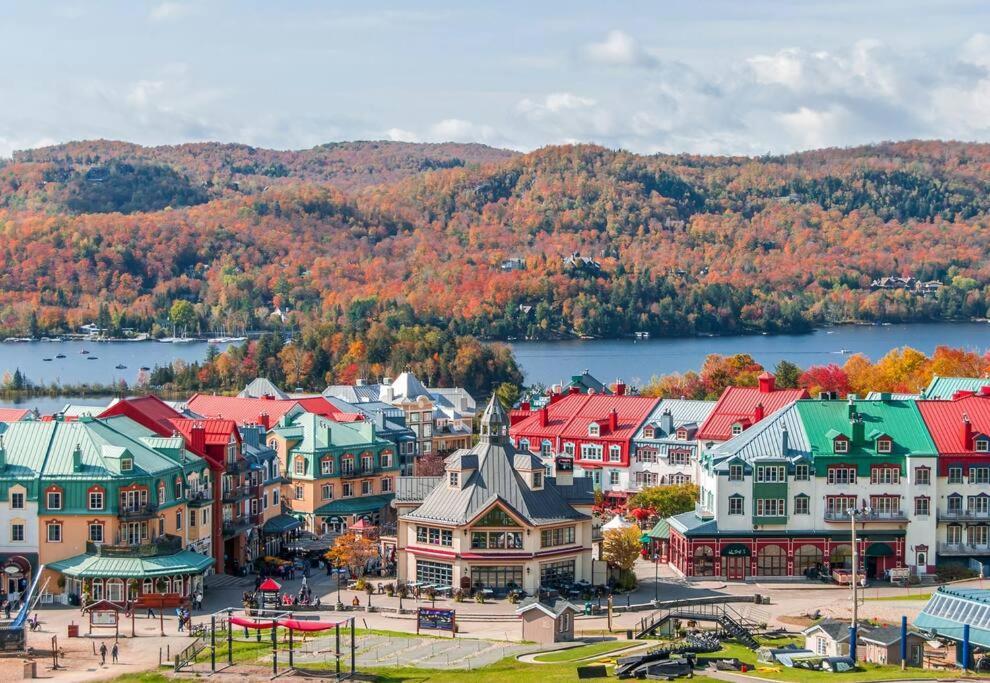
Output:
[643,427,655,439]
[731,423,743,436]
[834,438,849,454]
[876,438,892,454]
[532,471,543,489]
[449,471,459,488]
[676,429,688,440]
[977,438,990,453]
[121,458,133,472]
[588,423,600,437]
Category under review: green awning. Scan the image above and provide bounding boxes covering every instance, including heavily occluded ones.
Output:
[314,493,394,518]
[262,514,304,534]
[866,542,894,557]
[48,550,212,579]
[640,533,652,544]
[648,519,670,540]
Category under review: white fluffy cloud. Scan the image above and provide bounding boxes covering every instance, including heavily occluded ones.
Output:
[584,30,656,68]
[149,2,192,22]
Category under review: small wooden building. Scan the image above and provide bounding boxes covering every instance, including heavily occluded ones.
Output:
[516,598,579,645]
[859,625,925,667]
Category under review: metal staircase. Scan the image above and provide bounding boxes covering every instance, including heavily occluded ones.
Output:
[635,600,764,649]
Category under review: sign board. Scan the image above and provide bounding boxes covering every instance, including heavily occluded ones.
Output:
[91,610,118,627]
[889,567,910,581]
[417,608,455,637]
[555,457,574,472]
[721,543,751,557]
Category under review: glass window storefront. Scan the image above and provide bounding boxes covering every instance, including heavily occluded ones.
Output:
[540,559,576,586]
[471,566,523,591]
[416,560,452,587]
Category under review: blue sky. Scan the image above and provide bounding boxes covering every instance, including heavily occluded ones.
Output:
[2,1,989,156]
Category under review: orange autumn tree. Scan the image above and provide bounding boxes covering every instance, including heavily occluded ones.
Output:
[325,533,378,577]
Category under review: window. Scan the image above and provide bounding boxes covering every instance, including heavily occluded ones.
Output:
[541,441,552,457]
[870,496,901,515]
[914,497,930,516]
[827,466,856,485]
[10,524,23,542]
[321,484,333,501]
[421,442,431,454]
[121,457,133,472]
[361,455,373,472]
[977,439,990,453]
[190,508,197,526]
[174,480,183,499]
[970,467,990,484]
[728,496,744,515]
[320,459,334,475]
[563,442,575,456]
[88,523,104,542]
[46,490,62,510]
[88,490,104,510]
[415,560,452,587]
[826,496,857,515]
[540,559,576,586]
[294,458,306,475]
[672,473,690,484]
[870,467,900,485]
[588,423,600,437]
[342,483,353,497]
[581,444,603,460]
[947,494,964,514]
[273,490,279,505]
[47,523,62,543]
[676,428,688,440]
[381,477,392,492]
[876,438,892,453]
[417,526,453,547]
[643,427,655,439]
[471,530,523,549]
[449,471,459,487]
[834,438,849,454]
[380,452,392,468]
[519,439,530,452]
[541,526,576,548]
[915,467,930,485]
[635,471,659,487]
[636,449,657,463]
[608,445,622,462]
[294,485,304,500]
[947,525,962,544]
[949,467,963,484]
[728,465,744,482]
[10,492,23,509]
[609,470,620,486]
[157,485,166,505]
[794,464,810,481]
[533,471,543,488]
[969,495,990,515]
[731,424,743,436]
[755,498,786,517]
[756,465,786,483]
[794,495,810,515]
[176,509,183,530]
[361,480,372,495]
[474,508,519,527]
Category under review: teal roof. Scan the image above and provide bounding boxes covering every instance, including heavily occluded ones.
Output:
[275,412,389,452]
[924,376,990,400]
[667,510,718,536]
[648,519,670,539]
[915,587,990,647]
[315,493,394,518]
[262,514,303,534]
[48,550,212,578]
[795,399,936,458]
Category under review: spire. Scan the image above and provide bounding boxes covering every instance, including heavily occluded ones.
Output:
[479,395,509,444]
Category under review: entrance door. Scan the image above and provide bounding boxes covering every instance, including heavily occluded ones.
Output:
[725,556,749,580]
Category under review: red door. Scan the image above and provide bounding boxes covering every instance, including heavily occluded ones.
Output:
[725,556,749,580]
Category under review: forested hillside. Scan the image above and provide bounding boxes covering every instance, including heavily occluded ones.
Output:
[1,139,990,344]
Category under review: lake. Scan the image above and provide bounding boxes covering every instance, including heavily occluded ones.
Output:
[0,323,988,409]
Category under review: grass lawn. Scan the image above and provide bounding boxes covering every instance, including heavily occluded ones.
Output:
[865,592,933,601]
[532,639,642,662]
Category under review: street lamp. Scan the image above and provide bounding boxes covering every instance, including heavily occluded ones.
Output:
[847,505,872,661]
[654,554,659,603]
[335,564,343,610]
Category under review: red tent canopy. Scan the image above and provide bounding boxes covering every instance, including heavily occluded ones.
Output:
[349,518,373,531]
[258,578,281,592]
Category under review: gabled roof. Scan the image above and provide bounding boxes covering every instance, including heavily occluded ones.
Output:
[510,393,658,442]
[796,399,936,457]
[567,370,610,395]
[272,412,385,452]
[168,418,240,447]
[391,371,431,401]
[323,384,382,404]
[516,598,578,618]
[635,399,716,440]
[238,377,290,400]
[99,395,187,437]
[697,381,807,442]
[0,408,32,422]
[802,619,853,642]
[924,376,990,400]
[709,403,809,470]
[918,392,990,454]
[667,509,718,537]
[186,394,360,426]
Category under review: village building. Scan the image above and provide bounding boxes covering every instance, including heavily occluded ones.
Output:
[324,397,418,475]
[508,387,658,506]
[672,396,936,579]
[627,398,716,492]
[696,372,808,445]
[515,598,579,644]
[269,412,398,535]
[394,397,595,595]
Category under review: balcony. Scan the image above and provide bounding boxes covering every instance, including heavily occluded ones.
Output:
[225,459,248,475]
[824,510,909,522]
[938,542,990,557]
[222,517,254,538]
[694,503,714,520]
[87,534,182,558]
[938,510,990,523]
[117,503,158,520]
[187,489,213,507]
[221,484,252,503]
[340,467,376,479]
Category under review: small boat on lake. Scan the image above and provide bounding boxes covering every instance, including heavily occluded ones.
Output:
[55,353,66,359]
[115,364,127,369]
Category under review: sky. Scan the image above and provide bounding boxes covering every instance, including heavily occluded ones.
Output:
[2,0,990,157]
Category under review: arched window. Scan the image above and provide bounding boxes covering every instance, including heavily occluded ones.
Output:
[794,544,824,576]
[830,544,852,569]
[757,545,787,576]
[693,546,715,577]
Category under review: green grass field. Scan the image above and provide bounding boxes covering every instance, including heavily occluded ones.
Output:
[864,591,933,601]
[531,639,642,662]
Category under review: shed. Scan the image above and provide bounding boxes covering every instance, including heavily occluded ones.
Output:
[515,598,579,644]
[859,624,925,667]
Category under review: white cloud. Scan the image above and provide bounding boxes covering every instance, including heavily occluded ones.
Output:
[516,92,596,117]
[584,30,656,68]
[428,118,499,143]
[149,2,192,22]
[385,127,419,143]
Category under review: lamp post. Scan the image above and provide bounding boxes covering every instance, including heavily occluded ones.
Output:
[654,554,659,603]
[847,505,872,662]
[335,564,343,610]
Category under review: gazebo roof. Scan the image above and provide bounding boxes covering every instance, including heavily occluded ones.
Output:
[258,578,281,592]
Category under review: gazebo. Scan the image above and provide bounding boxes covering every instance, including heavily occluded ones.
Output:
[258,578,281,610]
[349,518,374,536]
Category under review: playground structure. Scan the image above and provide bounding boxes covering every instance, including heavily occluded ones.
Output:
[635,597,767,648]
[0,563,47,651]
[176,607,357,680]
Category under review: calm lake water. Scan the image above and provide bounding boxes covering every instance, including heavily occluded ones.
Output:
[1,323,989,411]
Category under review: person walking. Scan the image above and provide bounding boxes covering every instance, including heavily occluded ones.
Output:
[195,591,203,610]
[99,642,107,666]
[111,642,119,663]
[146,606,156,619]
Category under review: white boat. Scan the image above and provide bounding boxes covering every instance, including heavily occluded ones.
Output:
[172,337,196,344]
[158,337,178,343]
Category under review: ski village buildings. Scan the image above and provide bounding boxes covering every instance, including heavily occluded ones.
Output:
[6,370,990,606]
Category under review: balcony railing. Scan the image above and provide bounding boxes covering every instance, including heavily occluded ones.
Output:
[222,517,254,537]
[225,459,248,475]
[187,489,213,507]
[117,502,158,520]
[938,510,990,522]
[824,510,908,522]
[694,503,714,519]
[87,534,182,558]
[938,542,990,556]
[221,484,252,503]
[340,466,376,478]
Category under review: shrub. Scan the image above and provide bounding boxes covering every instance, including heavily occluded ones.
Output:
[354,578,368,591]
[474,592,486,604]
[936,563,977,583]
[397,583,409,599]
[385,582,395,596]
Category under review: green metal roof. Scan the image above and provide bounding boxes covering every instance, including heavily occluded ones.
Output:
[262,514,303,534]
[48,550,212,578]
[795,399,936,458]
[915,587,990,647]
[924,376,990,400]
[314,493,394,518]
[648,519,670,539]
[275,412,390,452]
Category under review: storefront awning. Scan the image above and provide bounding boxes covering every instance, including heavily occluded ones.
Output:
[865,542,894,557]
[48,550,213,579]
[314,493,394,518]
[262,514,303,534]
[648,519,669,540]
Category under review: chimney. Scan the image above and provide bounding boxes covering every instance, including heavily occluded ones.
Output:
[241,424,259,448]
[614,380,626,396]
[0,436,7,470]
[754,402,765,422]
[981,386,990,397]
[851,416,865,444]
[539,406,549,427]
[780,425,789,455]
[258,412,271,430]
[356,378,365,386]
[963,413,974,451]
[569,386,581,395]
[72,443,82,472]
[758,372,775,393]
[261,393,275,400]
[191,422,206,454]
[661,409,674,435]
[608,409,618,432]
[520,401,530,412]
[548,390,560,405]
[555,459,573,487]
[847,397,857,419]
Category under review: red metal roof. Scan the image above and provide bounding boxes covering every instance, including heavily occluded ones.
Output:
[510,393,659,442]
[168,418,240,447]
[99,395,186,437]
[186,394,363,426]
[696,384,808,441]
[918,392,990,454]
[0,408,30,422]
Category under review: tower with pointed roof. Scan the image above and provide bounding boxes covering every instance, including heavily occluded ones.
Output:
[479,395,509,444]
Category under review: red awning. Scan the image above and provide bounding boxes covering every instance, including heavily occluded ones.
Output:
[230,617,278,630]
[258,578,281,591]
[230,616,346,632]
